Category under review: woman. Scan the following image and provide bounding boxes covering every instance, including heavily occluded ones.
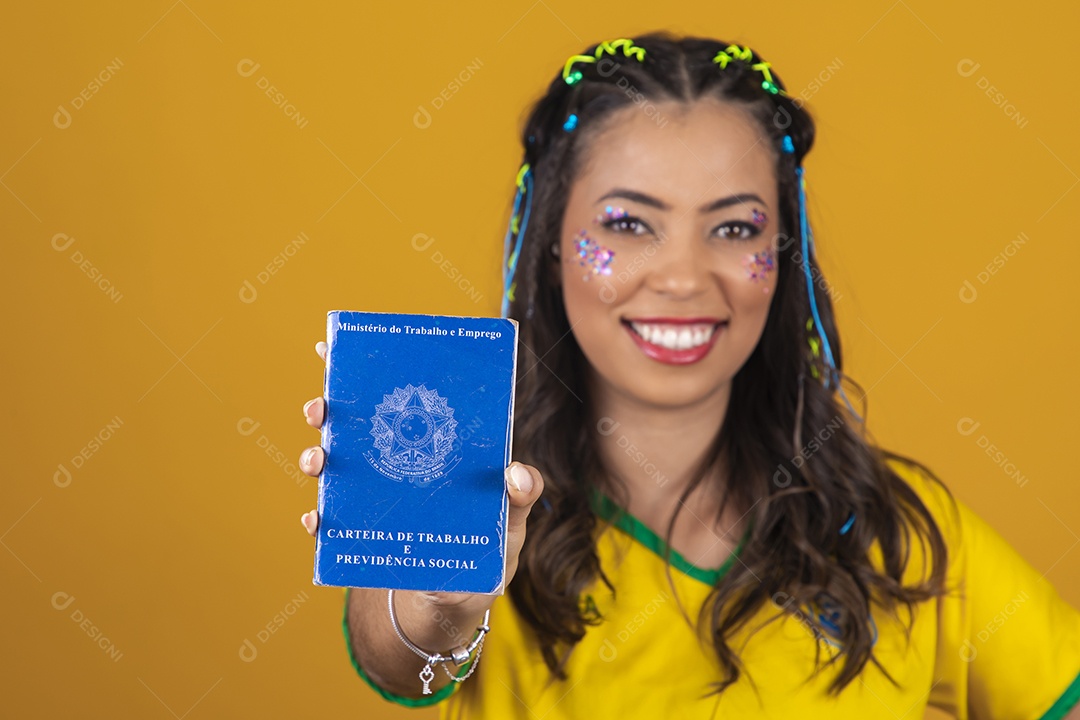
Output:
[298,31,1080,719]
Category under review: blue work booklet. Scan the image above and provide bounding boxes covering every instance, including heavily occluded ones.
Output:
[312,310,518,594]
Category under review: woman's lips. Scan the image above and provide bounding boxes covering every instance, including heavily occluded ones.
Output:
[622,317,727,365]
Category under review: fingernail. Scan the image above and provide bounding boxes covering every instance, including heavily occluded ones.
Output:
[508,464,532,494]
[300,512,310,528]
[303,398,316,417]
[303,447,318,468]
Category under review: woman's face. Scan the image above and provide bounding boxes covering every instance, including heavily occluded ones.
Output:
[559,97,780,409]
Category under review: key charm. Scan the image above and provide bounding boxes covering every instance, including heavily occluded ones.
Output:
[387,591,491,696]
[419,663,435,695]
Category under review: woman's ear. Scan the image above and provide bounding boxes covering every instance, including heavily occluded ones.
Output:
[548,241,563,286]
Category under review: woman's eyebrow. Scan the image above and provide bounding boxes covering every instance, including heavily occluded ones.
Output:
[596,188,669,210]
[700,192,767,213]
[595,188,767,212]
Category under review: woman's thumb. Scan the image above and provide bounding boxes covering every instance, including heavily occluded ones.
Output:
[505,462,544,521]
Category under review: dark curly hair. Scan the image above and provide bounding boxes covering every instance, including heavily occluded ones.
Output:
[505,30,954,697]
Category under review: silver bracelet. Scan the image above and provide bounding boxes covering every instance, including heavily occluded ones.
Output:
[386,589,492,695]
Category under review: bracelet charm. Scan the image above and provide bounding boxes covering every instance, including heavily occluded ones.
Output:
[419,662,436,695]
[387,589,493,695]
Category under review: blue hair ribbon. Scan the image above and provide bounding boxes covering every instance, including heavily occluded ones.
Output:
[839,512,856,535]
[784,134,863,424]
[501,164,534,318]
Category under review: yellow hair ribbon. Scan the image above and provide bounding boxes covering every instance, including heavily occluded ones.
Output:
[564,38,646,85]
[562,54,596,83]
[751,61,774,84]
[724,44,753,62]
[713,46,788,96]
[598,38,645,61]
[515,162,531,190]
[593,40,617,57]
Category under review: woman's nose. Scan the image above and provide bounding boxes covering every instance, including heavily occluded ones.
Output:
[643,233,710,299]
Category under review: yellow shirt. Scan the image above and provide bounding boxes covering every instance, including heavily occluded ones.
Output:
[342,458,1080,718]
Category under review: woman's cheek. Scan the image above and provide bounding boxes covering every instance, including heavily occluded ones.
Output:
[569,206,628,295]
[571,228,616,282]
[739,207,777,296]
[562,228,624,307]
[740,246,777,295]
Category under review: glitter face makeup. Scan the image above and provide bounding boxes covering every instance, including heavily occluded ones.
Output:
[568,205,623,281]
[743,247,776,292]
[575,229,614,280]
[595,205,628,224]
[746,215,769,293]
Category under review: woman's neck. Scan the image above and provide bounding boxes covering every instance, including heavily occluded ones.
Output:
[588,374,733,527]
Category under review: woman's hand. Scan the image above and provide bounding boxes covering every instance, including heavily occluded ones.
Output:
[298,340,545,612]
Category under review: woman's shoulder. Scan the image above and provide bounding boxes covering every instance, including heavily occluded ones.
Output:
[881,455,1080,719]
[881,453,1030,563]
[880,452,1035,574]
[882,454,963,546]
[882,454,951,506]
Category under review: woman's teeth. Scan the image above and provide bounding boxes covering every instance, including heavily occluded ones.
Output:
[629,322,719,350]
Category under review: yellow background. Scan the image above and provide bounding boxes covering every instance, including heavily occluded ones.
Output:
[2,1,1077,718]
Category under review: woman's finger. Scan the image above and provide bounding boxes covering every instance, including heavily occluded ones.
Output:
[300,446,325,476]
[303,397,325,428]
[300,509,319,536]
[502,462,545,582]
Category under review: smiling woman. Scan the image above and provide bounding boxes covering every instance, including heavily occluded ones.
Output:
[561,97,779,390]
[299,30,1080,720]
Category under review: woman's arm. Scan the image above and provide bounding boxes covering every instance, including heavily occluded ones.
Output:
[299,507,492,699]
[299,340,545,701]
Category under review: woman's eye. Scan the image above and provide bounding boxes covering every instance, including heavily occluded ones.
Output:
[601,216,651,236]
[714,221,759,241]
